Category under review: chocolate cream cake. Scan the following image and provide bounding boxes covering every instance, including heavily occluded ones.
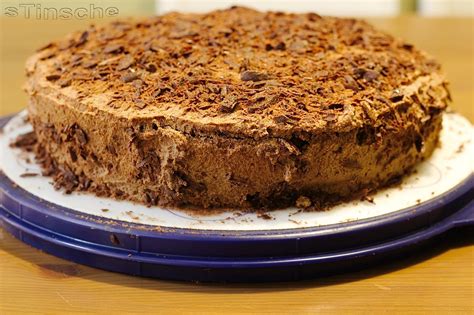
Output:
[23,7,450,209]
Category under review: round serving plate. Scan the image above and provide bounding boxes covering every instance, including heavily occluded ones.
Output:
[0,112,473,282]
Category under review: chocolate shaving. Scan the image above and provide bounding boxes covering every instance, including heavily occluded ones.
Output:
[68,147,78,162]
[289,39,309,53]
[57,78,71,87]
[240,71,270,82]
[103,43,124,54]
[76,31,89,47]
[37,42,54,52]
[323,113,337,122]
[257,212,274,220]
[402,43,414,51]
[38,50,56,60]
[82,60,98,69]
[343,75,359,91]
[146,63,157,73]
[327,103,345,111]
[20,172,39,178]
[390,90,404,102]
[363,69,379,82]
[219,96,238,113]
[60,166,79,193]
[121,72,139,83]
[307,12,321,21]
[354,68,380,82]
[117,55,135,71]
[134,98,146,109]
[342,158,362,169]
[274,115,289,123]
[74,127,88,145]
[10,131,37,148]
[45,74,61,81]
[275,42,286,51]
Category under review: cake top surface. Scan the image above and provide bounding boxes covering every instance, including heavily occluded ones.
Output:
[26,6,448,138]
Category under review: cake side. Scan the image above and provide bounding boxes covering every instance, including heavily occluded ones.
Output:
[26,77,445,209]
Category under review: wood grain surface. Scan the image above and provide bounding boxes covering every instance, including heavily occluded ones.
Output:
[0,16,473,314]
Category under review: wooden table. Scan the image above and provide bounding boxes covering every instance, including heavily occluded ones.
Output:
[1,16,473,314]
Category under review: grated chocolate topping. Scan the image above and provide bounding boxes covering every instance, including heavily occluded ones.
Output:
[26,6,449,138]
